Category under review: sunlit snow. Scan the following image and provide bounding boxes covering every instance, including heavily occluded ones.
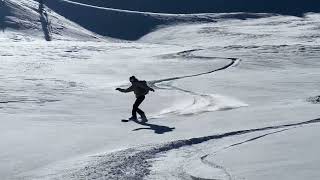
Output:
[0,0,320,180]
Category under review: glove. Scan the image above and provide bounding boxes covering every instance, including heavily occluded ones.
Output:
[150,88,155,92]
[116,88,121,91]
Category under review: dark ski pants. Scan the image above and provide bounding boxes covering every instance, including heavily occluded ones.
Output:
[132,95,145,118]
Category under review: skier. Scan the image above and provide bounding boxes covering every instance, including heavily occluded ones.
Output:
[116,76,155,121]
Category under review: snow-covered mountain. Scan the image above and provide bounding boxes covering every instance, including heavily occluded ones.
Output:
[0,0,320,180]
[56,0,320,15]
[45,0,274,40]
[0,0,101,41]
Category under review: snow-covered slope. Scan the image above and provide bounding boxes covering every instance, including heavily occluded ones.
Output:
[70,0,320,15]
[0,0,320,180]
[0,0,100,41]
[140,13,320,46]
[45,0,273,40]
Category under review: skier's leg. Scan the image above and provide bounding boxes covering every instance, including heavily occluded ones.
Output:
[131,103,138,119]
[137,108,145,116]
[136,96,145,116]
[136,96,147,121]
[132,96,145,119]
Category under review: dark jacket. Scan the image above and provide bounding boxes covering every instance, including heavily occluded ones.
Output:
[119,81,153,97]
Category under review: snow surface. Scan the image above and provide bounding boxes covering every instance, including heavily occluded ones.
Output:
[0,0,102,41]
[0,0,319,180]
[45,0,272,40]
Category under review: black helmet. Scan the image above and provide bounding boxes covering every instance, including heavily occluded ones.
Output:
[129,76,138,82]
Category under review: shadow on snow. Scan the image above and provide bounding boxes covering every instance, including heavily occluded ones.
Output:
[0,1,10,32]
[130,119,175,134]
[38,1,52,41]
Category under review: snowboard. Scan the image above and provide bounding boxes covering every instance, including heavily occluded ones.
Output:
[121,117,148,123]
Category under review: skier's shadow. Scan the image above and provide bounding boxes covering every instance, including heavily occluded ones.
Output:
[131,119,175,134]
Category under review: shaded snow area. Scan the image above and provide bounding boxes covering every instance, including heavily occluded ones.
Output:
[44,0,272,40]
[0,0,320,180]
[0,0,101,41]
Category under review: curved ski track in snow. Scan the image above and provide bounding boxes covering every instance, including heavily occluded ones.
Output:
[156,93,248,117]
[114,49,244,117]
[149,51,238,85]
[148,49,246,116]
[188,128,291,180]
[50,118,320,180]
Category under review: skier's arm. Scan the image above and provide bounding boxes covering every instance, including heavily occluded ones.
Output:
[116,86,133,93]
[148,86,155,92]
[145,84,155,92]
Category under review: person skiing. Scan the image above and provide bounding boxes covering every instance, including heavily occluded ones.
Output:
[116,76,155,121]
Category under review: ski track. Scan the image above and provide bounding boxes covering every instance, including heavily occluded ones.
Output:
[189,128,292,180]
[3,1,319,178]
[115,49,244,117]
[196,154,233,180]
[149,49,238,86]
[45,118,320,180]
[307,95,320,104]
[148,49,245,117]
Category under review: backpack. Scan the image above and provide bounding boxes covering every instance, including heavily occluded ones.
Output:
[139,81,150,95]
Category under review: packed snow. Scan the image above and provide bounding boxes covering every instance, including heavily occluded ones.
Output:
[0,0,319,180]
